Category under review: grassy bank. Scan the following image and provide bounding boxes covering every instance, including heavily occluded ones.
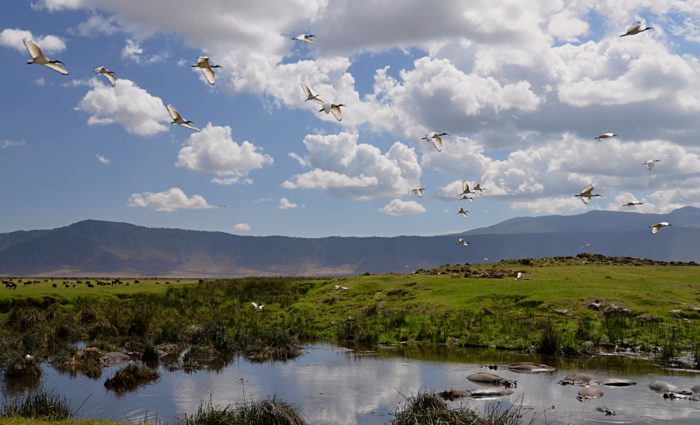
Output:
[1,256,699,370]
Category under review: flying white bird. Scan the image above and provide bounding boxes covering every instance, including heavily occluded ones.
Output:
[620,21,653,37]
[24,39,68,75]
[94,66,116,86]
[623,201,643,207]
[457,238,469,247]
[421,132,447,152]
[292,34,316,44]
[166,104,200,132]
[457,207,469,218]
[642,159,660,171]
[459,194,474,202]
[251,302,264,310]
[649,222,671,235]
[334,285,349,290]
[594,132,617,141]
[301,82,322,103]
[579,242,591,249]
[192,56,221,85]
[575,184,602,205]
[319,102,345,121]
[473,183,485,194]
[411,187,425,198]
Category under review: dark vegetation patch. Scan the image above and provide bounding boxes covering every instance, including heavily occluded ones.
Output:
[103,363,159,393]
[177,398,306,425]
[0,389,73,420]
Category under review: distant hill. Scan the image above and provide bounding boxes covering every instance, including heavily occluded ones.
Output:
[0,207,698,277]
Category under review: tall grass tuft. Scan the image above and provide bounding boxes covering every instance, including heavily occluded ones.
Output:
[391,392,481,425]
[537,321,560,355]
[177,397,306,425]
[0,389,73,420]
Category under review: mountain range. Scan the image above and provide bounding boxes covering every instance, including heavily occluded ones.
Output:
[1,207,698,277]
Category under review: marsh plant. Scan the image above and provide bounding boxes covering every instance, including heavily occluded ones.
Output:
[177,397,306,425]
[0,389,73,420]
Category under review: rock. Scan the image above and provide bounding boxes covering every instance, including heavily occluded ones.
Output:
[588,301,602,311]
[554,309,568,315]
[467,372,517,388]
[577,387,604,401]
[649,381,681,394]
[637,315,661,322]
[558,372,592,386]
[603,304,631,317]
[100,352,132,367]
[507,362,556,373]
[598,378,637,387]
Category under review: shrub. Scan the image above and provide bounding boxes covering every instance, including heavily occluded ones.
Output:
[0,389,73,420]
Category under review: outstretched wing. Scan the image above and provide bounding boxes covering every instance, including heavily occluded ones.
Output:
[200,66,216,85]
[431,134,443,151]
[180,121,200,132]
[23,39,42,60]
[330,104,343,121]
[580,184,594,196]
[43,62,68,75]
[651,225,659,235]
[625,22,641,34]
[102,71,116,86]
[166,104,181,121]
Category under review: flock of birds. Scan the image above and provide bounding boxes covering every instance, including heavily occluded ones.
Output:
[20,22,673,268]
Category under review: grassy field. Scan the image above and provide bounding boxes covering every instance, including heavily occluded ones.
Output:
[1,257,699,363]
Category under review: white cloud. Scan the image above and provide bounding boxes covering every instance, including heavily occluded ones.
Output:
[233,223,252,232]
[95,154,111,165]
[121,39,169,64]
[508,196,589,215]
[379,199,426,216]
[176,124,273,185]
[282,132,421,200]
[0,28,66,54]
[76,78,170,136]
[33,77,46,86]
[128,187,213,212]
[0,139,26,149]
[288,152,310,167]
[278,197,299,209]
[69,14,120,37]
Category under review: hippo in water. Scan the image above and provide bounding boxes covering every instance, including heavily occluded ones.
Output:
[598,378,637,387]
[692,384,700,394]
[467,372,517,388]
[558,372,592,386]
[507,362,556,373]
[596,406,616,416]
[439,387,514,401]
[577,386,604,401]
[649,381,682,394]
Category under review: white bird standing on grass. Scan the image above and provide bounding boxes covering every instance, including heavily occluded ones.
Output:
[24,39,68,75]
[575,184,602,205]
[515,272,524,280]
[649,222,671,235]
[457,238,469,247]
[421,132,447,152]
[457,207,469,218]
[594,132,617,141]
[192,56,221,85]
[94,66,116,86]
[319,102,345,121]
[292,34,316,44]
[334,285,349,290]
[166,104,200,132]
[620,21,653,37]
[411,187,425,198]
[251,302,264,310]
[643,159,660,171]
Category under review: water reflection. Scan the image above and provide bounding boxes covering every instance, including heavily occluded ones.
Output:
[0,344,698,425]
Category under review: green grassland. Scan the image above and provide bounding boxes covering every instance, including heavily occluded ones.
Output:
[1,257,699,362]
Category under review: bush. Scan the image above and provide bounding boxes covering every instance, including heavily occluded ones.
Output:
[391,392,481,425]
[537,321,560,355]
[3,354,41,379]
[0,389,73,420]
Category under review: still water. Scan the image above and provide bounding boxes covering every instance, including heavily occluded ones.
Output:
[2,344,700,424]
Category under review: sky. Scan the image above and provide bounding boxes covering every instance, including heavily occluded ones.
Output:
[1,1,700,237]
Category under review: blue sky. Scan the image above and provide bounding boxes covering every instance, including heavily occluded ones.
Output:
[1,1,700,237]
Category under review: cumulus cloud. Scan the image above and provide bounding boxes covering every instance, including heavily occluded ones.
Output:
[278,197,300,209]
[0,28,66,54]
[379,199,426,216]
[69,14,120,37]
[76,78,170,136]
[121,39,169,64]
[282,132,421,200]
[176,124,273,185]
[233,223,252,232]
[128,187,213,212]
[95,154,111,164]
